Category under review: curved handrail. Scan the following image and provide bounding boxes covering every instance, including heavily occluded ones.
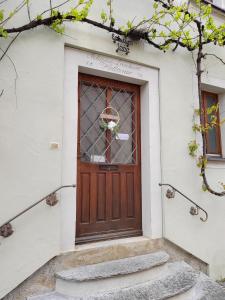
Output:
[0,184,76,238]
[159,183,208,222]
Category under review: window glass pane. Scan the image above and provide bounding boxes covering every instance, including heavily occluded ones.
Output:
[79,79,138,165]
[110,89,136,164]
[207,128,218,153]
[205,93,220,154]
[80,82,106,163]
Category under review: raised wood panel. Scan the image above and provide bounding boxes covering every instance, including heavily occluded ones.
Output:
[112,173,121,220]
[126,172,135,218]
[81,173,90,224]
[97,173,106,221]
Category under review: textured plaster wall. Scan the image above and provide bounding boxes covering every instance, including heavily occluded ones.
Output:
[1,0,225,297]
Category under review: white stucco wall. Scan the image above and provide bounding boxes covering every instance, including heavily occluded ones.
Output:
[1,0,225,297]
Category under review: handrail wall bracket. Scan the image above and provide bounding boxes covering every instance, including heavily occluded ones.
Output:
[46,193,59,206]
[166,188,175,199]
[0,223,13,238]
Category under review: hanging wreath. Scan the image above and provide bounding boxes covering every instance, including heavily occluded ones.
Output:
[99,106,120,136]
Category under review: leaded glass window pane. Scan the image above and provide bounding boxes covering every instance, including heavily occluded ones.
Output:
[79,79,137,165]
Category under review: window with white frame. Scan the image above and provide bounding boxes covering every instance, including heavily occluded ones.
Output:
[200,89,225,159]
[206,0,225,10]
[202,91,222,157]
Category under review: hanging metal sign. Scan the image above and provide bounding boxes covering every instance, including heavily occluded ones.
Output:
[112,33,132,55]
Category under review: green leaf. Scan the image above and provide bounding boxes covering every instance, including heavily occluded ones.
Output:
[0,27,8,38]
[101,10,107,23]
[127,20,133,29]
[0,10,4,22]
[188,140,199,157]
[153,2,158,9]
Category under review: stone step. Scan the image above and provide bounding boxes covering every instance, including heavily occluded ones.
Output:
[168,272,225,300]
[55,251,170,296]
[69,237,165,267]
[28,261,198,299]
[56,251,169,282]
[55,262,197,298]
[28,259,225,300]
[84,261,198,300]
[27,292,69,300]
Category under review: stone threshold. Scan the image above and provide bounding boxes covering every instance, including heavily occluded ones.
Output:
[74,236,153,252]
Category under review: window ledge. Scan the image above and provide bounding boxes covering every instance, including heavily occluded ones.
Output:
[207,155,225,162]
[203,0,225,15]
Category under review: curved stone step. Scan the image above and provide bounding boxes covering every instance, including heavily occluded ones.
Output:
[170,272,225,300]
[55,251,170,296]
[85,261,198,300]
[27,292,70,300]
[55,261,197,298]
[28,261,198,300]
[56,251,169,282]
[27,258,225,300]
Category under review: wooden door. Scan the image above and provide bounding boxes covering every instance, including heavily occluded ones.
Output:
[76,73,142,244]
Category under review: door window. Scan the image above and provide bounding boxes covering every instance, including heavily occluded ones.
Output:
[79,77,137,164]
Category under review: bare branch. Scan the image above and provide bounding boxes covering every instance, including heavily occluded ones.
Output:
[0,47,19,106]
[1,0,27,26]
[41,0,73,16]
[50,0,53,12]
[0,0,8,5]
[0,33,20,62]
[26,1,31,22]
[204,53,225,65]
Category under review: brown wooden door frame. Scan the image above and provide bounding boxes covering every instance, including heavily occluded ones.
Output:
[76,73,142,244]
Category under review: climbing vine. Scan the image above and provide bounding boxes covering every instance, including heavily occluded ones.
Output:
[2,0,225,195]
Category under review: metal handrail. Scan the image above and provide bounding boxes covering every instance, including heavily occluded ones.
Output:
[0,184,76,238]
[159,183,208,222]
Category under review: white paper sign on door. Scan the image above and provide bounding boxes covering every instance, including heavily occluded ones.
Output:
[91,155,106,163]
[116,133,129,141]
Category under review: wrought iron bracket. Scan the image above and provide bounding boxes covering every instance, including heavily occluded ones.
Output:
[0,223,13,238]
[190,206,199,216]
[159,183,208,222]
[46,193,58,206]
[166,188,175,199]
[112,34,132,55]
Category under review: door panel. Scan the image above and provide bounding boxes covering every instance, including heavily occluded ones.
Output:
[76,73,142,244]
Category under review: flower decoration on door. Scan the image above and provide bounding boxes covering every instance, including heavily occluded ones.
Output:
[99,106,120,136]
